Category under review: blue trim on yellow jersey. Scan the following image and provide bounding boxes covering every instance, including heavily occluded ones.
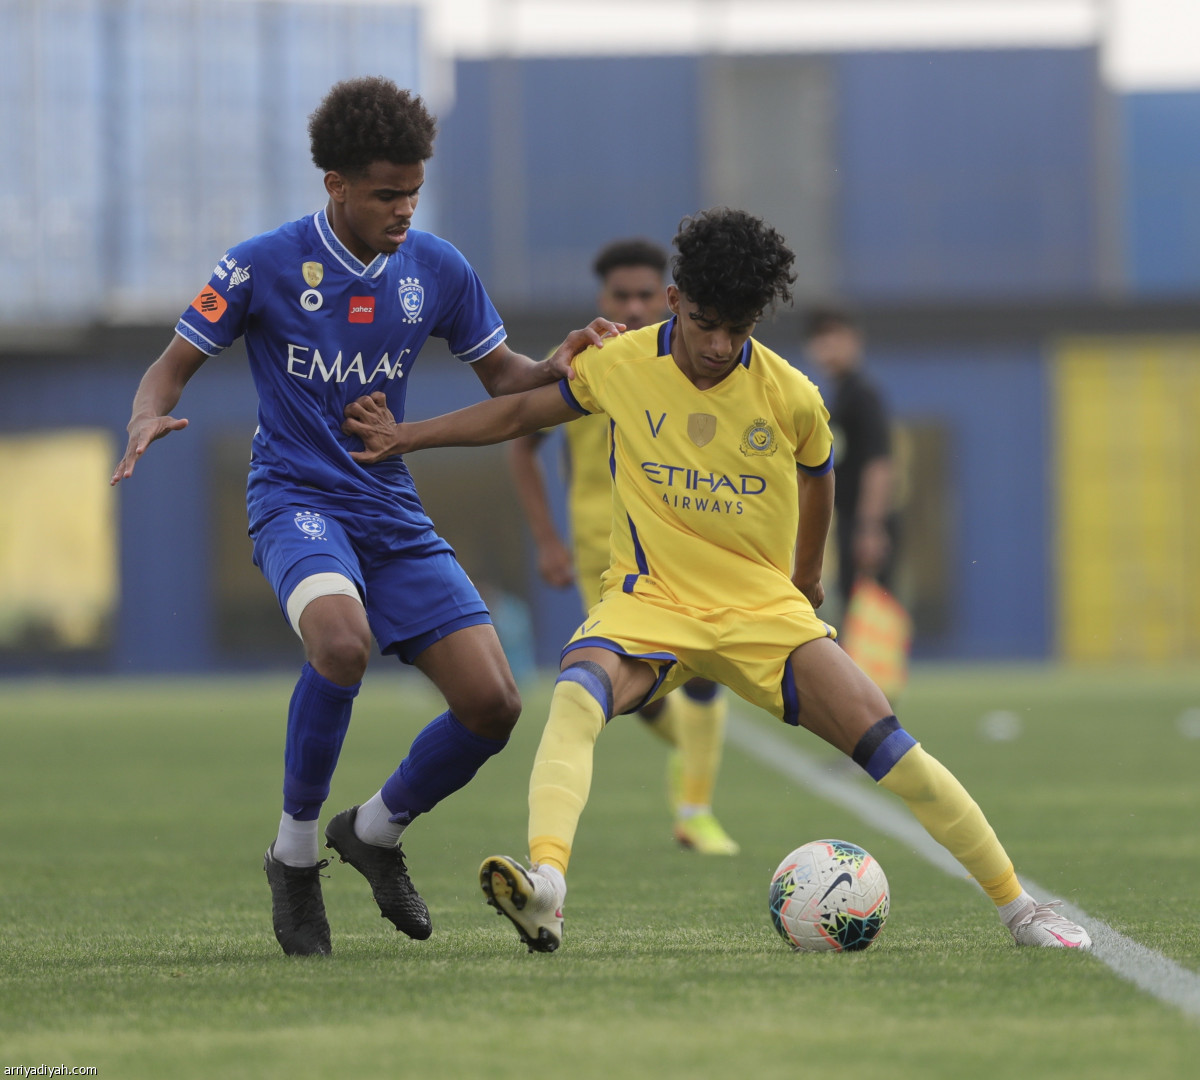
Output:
[656,317,674,356]
[559,378,590,414]
[654,315,748,367]
[560,635,679,716]
[781,662,801,726]
[799,447,835,477]
[622,514,650,594]
[608,419,616,477]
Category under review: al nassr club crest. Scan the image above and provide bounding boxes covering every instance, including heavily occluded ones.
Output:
[740,417,778,456]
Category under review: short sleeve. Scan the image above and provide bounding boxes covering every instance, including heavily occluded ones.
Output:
[175,242,256,356]
[793,375,835,475]
[428,243,507,362]
[558,345,604,415]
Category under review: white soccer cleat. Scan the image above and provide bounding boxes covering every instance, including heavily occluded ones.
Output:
[1007,900,1092,950]
[480,856,564,953]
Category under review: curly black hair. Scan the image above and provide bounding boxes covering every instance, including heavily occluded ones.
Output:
[308,77,437,175]
[592,238,668,281]
[671,208,795,325]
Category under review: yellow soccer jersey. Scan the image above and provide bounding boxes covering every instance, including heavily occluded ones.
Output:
[559,318,834,615]
[562,411,614,580]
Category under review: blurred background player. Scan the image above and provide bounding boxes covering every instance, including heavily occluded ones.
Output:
[506,239,737,856]
[802,307,898,611]
[111,76,612,957]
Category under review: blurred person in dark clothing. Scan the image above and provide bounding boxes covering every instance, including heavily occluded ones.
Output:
[803,307,898,609]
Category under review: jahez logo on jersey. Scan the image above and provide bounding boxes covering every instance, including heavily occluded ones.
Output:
[348,297,375,324]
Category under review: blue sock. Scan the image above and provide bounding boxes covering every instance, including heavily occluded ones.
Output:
[851,715,916,782]
[380,711,508,824]
[282,663,360,821]
[681,679,720,703]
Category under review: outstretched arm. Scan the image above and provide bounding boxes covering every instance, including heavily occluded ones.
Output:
[793,468,834,609]
[343,382,582,464]
[111,335,209,485]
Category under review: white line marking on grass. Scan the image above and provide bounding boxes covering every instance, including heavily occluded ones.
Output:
[727,711,1200,1020]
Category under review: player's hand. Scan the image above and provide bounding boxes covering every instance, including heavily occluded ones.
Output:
[343,392,404,463]
[546,317,625,380]
[537,539,576,588]
[793,575,824,610]
[110,414,189,486]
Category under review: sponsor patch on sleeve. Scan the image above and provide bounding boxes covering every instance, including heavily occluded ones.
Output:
[190,285,228,323]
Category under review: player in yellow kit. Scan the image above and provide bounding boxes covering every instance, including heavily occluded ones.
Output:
[342,208,1092,955]
[507,239,737,855]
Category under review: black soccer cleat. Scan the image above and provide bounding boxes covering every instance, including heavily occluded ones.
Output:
[263,846,332,957]
[324,806,432,940]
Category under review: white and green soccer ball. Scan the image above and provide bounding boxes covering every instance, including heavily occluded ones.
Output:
[769,839,889,952]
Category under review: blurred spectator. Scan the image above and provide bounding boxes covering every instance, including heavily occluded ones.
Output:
[803,307,899,609]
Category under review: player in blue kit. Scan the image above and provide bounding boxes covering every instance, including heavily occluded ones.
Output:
[111,77,615,956]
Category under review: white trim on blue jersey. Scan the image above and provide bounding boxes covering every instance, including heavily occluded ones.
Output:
[175,320,222,356]
[314,209,390,279]
[456,325,507,363]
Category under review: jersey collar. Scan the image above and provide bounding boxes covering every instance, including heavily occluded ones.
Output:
[656,315,753,369]
[314,208,390,279]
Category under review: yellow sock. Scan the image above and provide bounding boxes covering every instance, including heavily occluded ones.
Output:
[674,691,727,808]
[639,692,679,747]
[527,679,606,876]
[877,743,1023,906]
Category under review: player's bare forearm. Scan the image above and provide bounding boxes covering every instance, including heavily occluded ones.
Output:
[508,435,576,587]
[856,456,893,531]
[111,335,208,485]
[854,456,894,575]
[476,348,561,396]
[793,469,834,607]
[473,318,624,396]
[509,435,561,546]
[343,383,579,464]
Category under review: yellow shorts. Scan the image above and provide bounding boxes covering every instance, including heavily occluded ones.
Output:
[563,590,836,725]
[573,551,608,614]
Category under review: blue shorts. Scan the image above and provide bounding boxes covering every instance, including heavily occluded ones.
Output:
[251,506,491,664]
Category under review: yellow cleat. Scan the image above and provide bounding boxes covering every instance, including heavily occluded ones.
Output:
[673,812,740,856]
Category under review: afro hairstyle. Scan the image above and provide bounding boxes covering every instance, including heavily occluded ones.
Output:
[308,76,437,176]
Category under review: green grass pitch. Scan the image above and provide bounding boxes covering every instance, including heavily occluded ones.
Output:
[2,665,1199,1078]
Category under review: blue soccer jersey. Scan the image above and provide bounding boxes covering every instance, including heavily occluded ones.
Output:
[176,208,507,541]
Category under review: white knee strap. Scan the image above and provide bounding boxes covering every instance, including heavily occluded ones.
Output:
[285,573,362,637]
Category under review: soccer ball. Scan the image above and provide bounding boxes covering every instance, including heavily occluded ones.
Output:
[769,839,889,952]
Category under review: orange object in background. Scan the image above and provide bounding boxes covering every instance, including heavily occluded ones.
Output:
[840,579,912,704]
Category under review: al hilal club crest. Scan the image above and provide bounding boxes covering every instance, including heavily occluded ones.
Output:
[294,510,327,540]
[399,277,424,323]
[740,417,778,456]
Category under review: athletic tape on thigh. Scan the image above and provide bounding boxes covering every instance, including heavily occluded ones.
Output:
[285,572,362,636]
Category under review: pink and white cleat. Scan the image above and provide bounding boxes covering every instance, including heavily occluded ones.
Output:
[1007,900,1092,950]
